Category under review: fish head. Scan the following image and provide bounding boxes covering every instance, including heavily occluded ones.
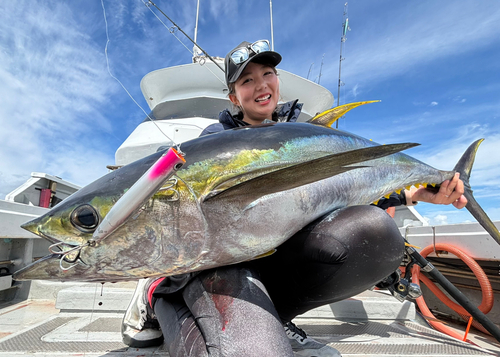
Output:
[16,194,116,281]
[21,195,115,246]
[15,149,208,281]
[22,151,162,245]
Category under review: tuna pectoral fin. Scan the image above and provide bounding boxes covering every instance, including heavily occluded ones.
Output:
[307,101,380,127]
[454,139,500,245]
[204,142,419,203]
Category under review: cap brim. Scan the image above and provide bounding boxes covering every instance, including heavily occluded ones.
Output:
[227,51,282,84]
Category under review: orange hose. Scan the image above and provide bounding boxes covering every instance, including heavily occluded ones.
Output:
[411,243,494,341]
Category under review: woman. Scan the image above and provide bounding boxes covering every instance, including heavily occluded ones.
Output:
[121,40,467,357]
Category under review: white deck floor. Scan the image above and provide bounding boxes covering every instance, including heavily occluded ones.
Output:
[0,288,498,357]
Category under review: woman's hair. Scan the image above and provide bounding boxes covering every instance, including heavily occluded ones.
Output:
[228,63,278,117]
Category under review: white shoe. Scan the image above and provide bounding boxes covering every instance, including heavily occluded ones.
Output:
[121,278,164,348]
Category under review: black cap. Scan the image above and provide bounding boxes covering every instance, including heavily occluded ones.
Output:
[225,41,282,86]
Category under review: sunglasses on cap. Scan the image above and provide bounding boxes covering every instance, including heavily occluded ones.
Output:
[229,40,271,65]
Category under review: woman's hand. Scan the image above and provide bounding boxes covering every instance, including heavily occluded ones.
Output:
[408,172,468,209]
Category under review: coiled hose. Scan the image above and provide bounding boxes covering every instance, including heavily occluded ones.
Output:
[411,243,494,340]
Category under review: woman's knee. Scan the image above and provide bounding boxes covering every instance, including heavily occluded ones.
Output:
[183,265,274,312]
[194,266,261,295]
[302,206,404,264]
[326,205,402,243]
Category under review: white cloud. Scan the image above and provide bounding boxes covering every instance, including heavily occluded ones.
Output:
[433,214,449,225]
[430,102,438,106]
[453,96,467,103]
[419,206,475,226]
[350,83,359,98]
[0,1,116,197]
[208,0,238,20]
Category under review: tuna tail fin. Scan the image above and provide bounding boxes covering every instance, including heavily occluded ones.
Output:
[307,100,380,127]
[455,139,500,245]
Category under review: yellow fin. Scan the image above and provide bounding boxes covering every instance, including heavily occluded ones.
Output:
[396,189,402,194]
[250,249,276,260]
[405,242,421,249]
[405,185,412,190]
[373,199,380,205]
[384,193,391,199]
[308,100,381,127]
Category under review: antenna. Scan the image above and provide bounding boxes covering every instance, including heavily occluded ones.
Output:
[336,2,350,128]
[270,0,275,51]
[318,54,325,84]
[307,63,314,80]
[192,0,202,60]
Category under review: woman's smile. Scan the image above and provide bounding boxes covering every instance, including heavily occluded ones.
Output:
[230,62,279,125]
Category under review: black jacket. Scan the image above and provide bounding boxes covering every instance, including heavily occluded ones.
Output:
[200,99,303,136]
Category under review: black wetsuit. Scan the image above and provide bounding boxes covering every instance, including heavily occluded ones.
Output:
[152,102,406,356]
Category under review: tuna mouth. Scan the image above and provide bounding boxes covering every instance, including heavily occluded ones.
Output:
[19,218,86,269]
[255,94,271,102]
[20,218,59,243]
[34,228,62,245]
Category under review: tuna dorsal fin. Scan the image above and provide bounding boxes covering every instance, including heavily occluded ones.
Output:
[454,139,500,245]
[203,142,418,203]
[307,100,381,127]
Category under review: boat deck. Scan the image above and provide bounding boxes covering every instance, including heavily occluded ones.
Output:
[0,286,498,357]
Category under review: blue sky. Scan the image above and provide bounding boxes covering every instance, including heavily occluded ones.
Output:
[0,0,499,225]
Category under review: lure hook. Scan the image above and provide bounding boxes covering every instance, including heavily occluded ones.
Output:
[48,241,89,271]
[48,241,89,256]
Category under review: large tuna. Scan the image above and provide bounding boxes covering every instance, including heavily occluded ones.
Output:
[13,104,499,282]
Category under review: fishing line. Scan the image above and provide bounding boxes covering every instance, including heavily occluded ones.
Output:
[100,0,181,151]
[144,0,225,73]
[140,0,227,87]
[82,282,100,357]
[142,1,194,57]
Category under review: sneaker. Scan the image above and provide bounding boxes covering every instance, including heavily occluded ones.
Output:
[284,322,342,357]
[121,278,164,348]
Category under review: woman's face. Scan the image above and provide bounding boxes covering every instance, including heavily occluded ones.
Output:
[229,62,279,125]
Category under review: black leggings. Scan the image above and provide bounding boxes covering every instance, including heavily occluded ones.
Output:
[153,205,405,356]
[154,266,293,357]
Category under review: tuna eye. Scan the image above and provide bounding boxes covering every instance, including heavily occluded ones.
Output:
[71,205,99,232]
